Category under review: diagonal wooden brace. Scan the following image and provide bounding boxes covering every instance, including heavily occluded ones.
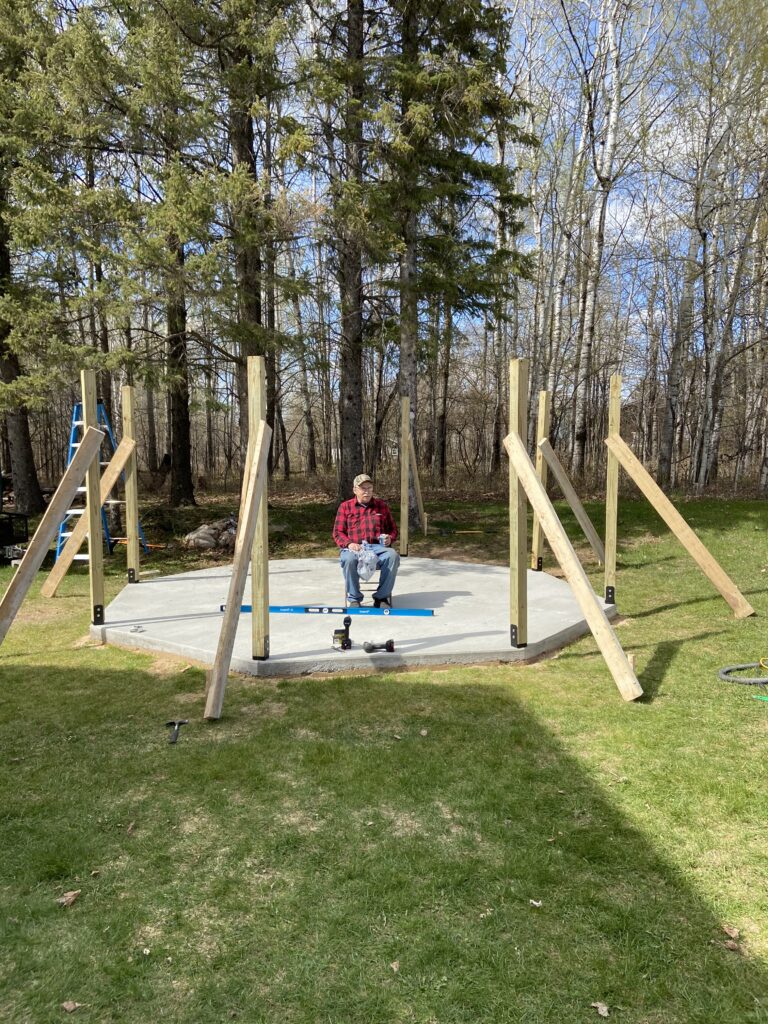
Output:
[40,437,136,599]
[504,430,642,702]
[0,427,104,645]
[605,434,754,619]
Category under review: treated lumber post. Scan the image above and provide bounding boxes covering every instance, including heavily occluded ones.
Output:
[205,420,272,720]
[504,431,643,702]
[605,373,621,604]
[508,358,528,647]
[248,356,269,660]
[530,390,552,570]
[82,370,105,625]
[0,427,104,645]
[400,395,410,556]
[605,434,755,619]
[122,385,140,583]
[41,437,136,598]
[538,439,605,564]
[408,433,427,536]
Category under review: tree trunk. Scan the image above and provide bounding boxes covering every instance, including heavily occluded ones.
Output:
[335,0,365,501]
[166,235,195,507]
[0,178,44,514]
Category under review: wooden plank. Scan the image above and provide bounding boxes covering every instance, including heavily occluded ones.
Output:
[508,359,528,646]
[122,385,141,583]
[40,437,135,598]
[249,356,269,660]
[400,395,410,556]
[530,390,552,570]
[504,431,643,702]
[204,420,272,720]
[81,370,105,624]
[606,433,755,619]
[538,438,605,564]
[604,374,621,603]
[408,433,426,536]
[0,427,104,645]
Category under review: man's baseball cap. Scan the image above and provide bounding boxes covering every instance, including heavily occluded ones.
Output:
[353,473,373,488]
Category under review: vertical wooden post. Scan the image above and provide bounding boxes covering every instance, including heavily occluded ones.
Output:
[81,370,105,625]
[249,356,269,659]
[122,385,140,584]
[530,390,551,571]
[508,358,528,647]
[400,395,410,556]
[604,373,621,604]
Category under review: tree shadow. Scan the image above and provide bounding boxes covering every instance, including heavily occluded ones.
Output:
[1,663,767,1022]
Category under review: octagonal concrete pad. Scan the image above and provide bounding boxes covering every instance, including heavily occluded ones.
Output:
[92,556,614,676]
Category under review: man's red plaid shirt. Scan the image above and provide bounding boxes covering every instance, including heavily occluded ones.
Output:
[333,497,398,548]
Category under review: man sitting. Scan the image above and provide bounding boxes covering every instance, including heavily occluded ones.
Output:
[333,474,400,607]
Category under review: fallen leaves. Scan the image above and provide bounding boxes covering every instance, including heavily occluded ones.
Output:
[390,960,400,973]
[56,890,81,908]
[61,1001,85,1013]
[529,899,542,908]
[715,924,744,953]
[591,1001,610,1017]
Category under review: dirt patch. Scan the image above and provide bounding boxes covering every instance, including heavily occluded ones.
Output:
[73,634,104,649]
[148,655,195,677]
[380,806,423,837]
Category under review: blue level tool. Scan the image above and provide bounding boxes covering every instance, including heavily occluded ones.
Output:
[222,604,435,618]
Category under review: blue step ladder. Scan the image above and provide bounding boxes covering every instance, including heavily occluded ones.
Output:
[55,402,148,563]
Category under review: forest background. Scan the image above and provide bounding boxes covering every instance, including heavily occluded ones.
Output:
[1,0,767,516]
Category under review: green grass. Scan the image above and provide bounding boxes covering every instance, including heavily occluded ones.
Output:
[1,496,768,1022]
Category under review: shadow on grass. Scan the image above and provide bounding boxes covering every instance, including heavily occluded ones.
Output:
[636,632,720,701]
[0,662,766,1023]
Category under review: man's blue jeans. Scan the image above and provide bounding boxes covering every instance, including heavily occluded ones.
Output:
[340,545,400,603]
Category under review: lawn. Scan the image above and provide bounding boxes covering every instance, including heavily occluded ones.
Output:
[0,493,767,1023]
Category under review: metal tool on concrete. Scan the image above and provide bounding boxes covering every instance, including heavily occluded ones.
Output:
[363,640,395,653]
[332,615,353,651]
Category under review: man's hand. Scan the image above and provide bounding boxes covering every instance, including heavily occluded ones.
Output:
[348,542,362,553]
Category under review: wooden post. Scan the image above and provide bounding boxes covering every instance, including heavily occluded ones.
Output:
[205,420,272,720]
[122,385,140,584]
[508,358,528,647]
[408,433,426,536]
[530,390,552,570]
[400,395,410,556]
[605,434,755,619]
[538,439,605,564]
[41,437,135,598]
[604,373,621,604]
[0,427,104,645]
[81,370,105,625]
[249,356,269,659]
[504,431,643,702]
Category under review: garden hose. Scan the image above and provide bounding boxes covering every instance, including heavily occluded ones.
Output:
[718,658,768,686]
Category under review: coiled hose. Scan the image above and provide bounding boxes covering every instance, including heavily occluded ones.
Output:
[718,658,768,686]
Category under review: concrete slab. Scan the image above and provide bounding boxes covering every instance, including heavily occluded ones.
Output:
[92,557,616,676]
